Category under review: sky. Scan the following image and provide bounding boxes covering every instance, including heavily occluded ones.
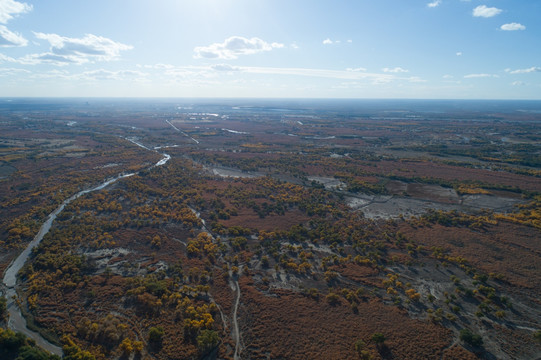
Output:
[0,0,540,99]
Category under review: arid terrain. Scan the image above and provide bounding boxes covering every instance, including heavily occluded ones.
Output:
[1,98,540,360]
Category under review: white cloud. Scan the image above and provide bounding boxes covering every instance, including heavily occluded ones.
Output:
[500,23,526,31]
[0,52,15,62]
[80,69,147,81]
[26,69,71,79]
[383,67,409,73]
[290,42,299,49]
[142,64,214,79]
[406,76,427,83]
[0,0,31,24]
[322,38,352,45]
[0,24,26,46]
[210,64,241,72]
[472,5,502,18]
[456,52,462,56]
[203,65,420,85]
[25,68,148,82]
[78,64,420,88]
[372,76,392,85]
[145,63,175,70]
[0,0,30,48]
[18,52,77,65]
[506,66,540,74]
[31,33,132,65]
[21,32,132,66]
[443,74,453,79]
[239,66,397,84]
[193,36,283,60]
[427,0,441,8]
[0,66,30,76]
[464,73,498,78]
[148,64,392,82]
[511,81,525,86]
[163,69,198,78]
[346,67,367,72]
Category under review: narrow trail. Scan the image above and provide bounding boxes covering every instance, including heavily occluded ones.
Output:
[187,204,243,357]
[232,266,243,360]
[214,301,228,334]
[164,121,244,358]
[166,119,200,144]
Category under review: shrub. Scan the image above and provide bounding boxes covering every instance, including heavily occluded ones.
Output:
[371,332,386,348]
[533,330,541,343]
[459,329,483,347]
[0,296,6,320]
[326,293,340,306]
[148,326,164,345]
[354,339,372,359]
[197,329,220,355]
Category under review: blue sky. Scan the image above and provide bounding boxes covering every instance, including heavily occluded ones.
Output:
[0,0,539,99]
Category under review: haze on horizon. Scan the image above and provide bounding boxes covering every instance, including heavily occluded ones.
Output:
[0,0,540,99]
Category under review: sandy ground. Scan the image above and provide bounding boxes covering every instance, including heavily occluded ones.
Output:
[347,181,525,219]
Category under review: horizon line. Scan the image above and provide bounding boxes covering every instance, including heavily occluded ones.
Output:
[2,97,541,101]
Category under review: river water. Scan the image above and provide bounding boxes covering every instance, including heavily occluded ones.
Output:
[1,148,170,356]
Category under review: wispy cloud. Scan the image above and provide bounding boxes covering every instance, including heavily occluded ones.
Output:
[242,66,425,84]
[28,32,133,65]
[383,67,409,73]
[0,53,16,62]
[79,69,148,81]
[25,68,148,82]
[464,73,498,78]
[149,64,400,84]
[142,64,214,79]
[240,66,395,81]
[210,64,241,72]
[322,38,333,45]
[193,36,283,60]
[19,53,77,65]
[346,67,367,72]
[456,52,462,56]
[27,69,70,79]
[500,23,526,31]
[0,0,32,24]
[13,62,429,89]
[506,66,540,74]
[472,5,502,18]
[511,81,525,86]
[0,24,26,46]
[405,76,427,83]
[427,0,441,8]
[143,63,174,70]
[0,66,30,76]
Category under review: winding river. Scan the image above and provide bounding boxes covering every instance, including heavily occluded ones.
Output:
[2,144,170,356]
